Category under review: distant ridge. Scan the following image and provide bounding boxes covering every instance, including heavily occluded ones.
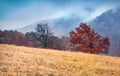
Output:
[90,7,120,56]
[16,16,81,37]
[16,7,120,56]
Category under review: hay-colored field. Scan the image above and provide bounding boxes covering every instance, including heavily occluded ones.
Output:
[0,44,120,76]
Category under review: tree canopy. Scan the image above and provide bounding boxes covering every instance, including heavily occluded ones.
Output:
[35,23,52,48]
[70,23,110,54]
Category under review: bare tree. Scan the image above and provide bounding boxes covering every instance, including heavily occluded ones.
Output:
[35,23,52,48]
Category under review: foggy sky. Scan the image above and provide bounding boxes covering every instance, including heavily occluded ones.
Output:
[0,0,120,30]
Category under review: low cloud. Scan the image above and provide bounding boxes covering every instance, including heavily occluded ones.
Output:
[0,0,120,30]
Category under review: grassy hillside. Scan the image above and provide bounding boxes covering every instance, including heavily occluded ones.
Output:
[0,44,120,76]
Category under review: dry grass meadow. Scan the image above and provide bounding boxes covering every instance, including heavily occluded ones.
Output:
[0,44,120,76]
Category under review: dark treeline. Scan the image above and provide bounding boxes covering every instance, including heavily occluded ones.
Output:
[0,23,110,54]
[0,28,70,50]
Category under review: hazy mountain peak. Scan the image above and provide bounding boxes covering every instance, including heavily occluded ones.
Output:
[90,7,120,56]
[16,16,81,37]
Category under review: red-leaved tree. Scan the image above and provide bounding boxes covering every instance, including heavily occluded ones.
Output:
[70,23,110,54]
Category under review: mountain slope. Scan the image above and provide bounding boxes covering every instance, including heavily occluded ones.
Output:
[16,19,54,34]
[90,7,120,56]
[15,8,120,56]
[16,16,81,37]
[0,44,120,76]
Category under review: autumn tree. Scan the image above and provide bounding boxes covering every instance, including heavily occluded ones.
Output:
[61,36,71,50]
[48,36,63,50]
[0,29,4,43]
[25,32,38,47]
[0,30,34,46]
[35,23,52,48]
[70,23,110,54]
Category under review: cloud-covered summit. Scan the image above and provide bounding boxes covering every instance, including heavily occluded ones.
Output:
[0,0,120,30]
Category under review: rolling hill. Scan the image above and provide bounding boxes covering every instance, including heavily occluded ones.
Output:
[0,44,120,76]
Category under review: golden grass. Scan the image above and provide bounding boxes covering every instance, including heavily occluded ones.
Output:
[0,44,120,76]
